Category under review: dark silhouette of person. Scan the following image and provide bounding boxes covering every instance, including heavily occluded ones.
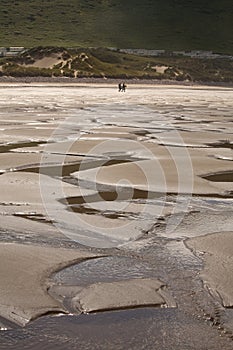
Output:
[118,83,122,92]
[122,82,127,92]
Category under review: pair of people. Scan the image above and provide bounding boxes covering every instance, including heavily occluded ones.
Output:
[118,82,126,92]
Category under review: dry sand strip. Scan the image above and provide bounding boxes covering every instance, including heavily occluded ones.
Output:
[0,243,98,326]
[186,231,233,307]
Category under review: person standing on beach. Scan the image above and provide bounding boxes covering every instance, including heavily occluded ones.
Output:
[118,82,127,92]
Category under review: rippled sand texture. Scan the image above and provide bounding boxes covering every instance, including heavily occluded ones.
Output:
[1,85,232,246]
[0,84,233,348]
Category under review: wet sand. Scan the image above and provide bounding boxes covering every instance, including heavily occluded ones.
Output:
[0,83,233,349]
[186,231,233,307]
[0,243,97,326]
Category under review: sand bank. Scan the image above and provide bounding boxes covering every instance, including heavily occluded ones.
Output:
[0,242,97,326]
[186,232,233,307]
[71,278,176,313]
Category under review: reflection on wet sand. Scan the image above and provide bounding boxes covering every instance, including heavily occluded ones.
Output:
[0,84,233,349]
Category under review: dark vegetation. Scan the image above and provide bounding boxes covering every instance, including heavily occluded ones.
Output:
[0,1,232,81]
[0,47,233,83]
[0,0,233,54]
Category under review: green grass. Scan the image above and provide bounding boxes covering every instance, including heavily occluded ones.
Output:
[0,1,233,54]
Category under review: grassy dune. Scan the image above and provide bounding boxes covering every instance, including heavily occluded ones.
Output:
[1,47,233,82]
[0,0,233,54]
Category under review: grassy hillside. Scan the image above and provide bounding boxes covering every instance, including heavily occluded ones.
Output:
[0,0,233,54]
[1,47,233,83]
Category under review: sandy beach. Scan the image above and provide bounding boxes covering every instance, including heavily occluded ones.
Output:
[0,83,233,349]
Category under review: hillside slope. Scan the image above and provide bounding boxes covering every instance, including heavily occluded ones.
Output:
[0,0,233,54]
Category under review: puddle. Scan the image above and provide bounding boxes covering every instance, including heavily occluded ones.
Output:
[53,256,155,286]
[17,163,81,177]
[60,188,160,207]
[130,129,150,136]
[68,204,137,219]
[207,141,233,149]
[0,141,47,153]
[8,158,133,178]
[13,213,53,225]
[202,171,233,182]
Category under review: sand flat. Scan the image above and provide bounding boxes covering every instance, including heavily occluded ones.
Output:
[0,172,94,204]
[0,242,97,326]
[71,278,176,313]
[73,157,233,196]
[186,232,233,307]
[0,84,233,336]
[0,152,83,172]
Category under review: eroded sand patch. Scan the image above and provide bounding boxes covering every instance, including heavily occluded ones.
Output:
[186,231,233,307]
[0,152,83,173]
[73,156,233,196]
[0,172,95,205]
[0,243,97,326]
[71,278,176,313]
[0,171,98,239]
